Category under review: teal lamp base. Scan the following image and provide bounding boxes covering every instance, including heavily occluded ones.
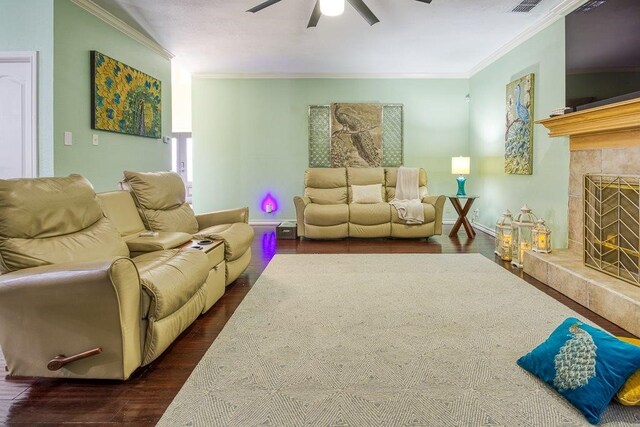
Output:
[456,176,467,196]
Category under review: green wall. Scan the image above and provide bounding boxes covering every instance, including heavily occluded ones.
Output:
[0,0,54,176]
[192,78,470,220]
[469,20,568,247]
[53,0,171,192]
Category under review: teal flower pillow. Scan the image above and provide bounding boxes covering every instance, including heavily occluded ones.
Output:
[517,317,640,424]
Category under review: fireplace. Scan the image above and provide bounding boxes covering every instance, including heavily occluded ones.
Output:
[523,98,640,337]
[584,174,640,286]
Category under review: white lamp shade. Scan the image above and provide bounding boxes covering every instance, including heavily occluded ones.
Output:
[451,156,470,175]
[320,0,345,16]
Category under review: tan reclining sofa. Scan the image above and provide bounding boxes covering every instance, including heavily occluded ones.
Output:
[0,174,247,379]
[121,171,254,286]
[294,167,445,239]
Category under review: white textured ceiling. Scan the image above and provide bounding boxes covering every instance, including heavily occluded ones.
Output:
[91,0,569,75]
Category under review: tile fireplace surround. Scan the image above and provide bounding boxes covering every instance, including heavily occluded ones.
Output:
[525,98,640,337]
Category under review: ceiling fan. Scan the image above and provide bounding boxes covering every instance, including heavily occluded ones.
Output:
[247,0,433,28]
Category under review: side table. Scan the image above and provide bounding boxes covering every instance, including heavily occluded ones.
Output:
[447,195,479,238]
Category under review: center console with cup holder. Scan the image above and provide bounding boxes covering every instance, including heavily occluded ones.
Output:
[183,239,226,310]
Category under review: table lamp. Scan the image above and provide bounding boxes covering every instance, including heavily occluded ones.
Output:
[451,156,470,196]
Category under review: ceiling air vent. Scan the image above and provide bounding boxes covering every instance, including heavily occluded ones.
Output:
[512,0,541,12]
[575,0,607,13]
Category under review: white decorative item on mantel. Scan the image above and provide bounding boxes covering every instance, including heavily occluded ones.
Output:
[495,210,513,261]
[532,218,552,254]
[511,204,537,268]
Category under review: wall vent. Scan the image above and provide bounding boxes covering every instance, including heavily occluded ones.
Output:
[575,0,607,13]
[512,0,541,12]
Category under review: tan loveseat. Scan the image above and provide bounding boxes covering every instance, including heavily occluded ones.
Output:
[121,171,254,285]
[0,175,218,379]
[294,167,445,239]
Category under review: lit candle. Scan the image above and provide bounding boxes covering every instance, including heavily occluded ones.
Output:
[501,235,512,260]
[538,234,546,249]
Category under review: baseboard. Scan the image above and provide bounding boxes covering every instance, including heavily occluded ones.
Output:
[250,219,496,237]
[249,219,296,226]
[443,219,496,237]
[472,222,496,237]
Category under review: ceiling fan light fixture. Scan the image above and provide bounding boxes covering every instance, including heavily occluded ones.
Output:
[319,0,344,16]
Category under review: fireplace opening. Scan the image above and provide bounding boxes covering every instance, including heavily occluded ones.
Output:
[584,174,640,286]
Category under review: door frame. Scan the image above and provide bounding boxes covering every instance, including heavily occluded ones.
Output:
[0,51,38,177]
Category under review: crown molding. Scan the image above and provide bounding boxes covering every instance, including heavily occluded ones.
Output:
[468,0,587,77]
[193,72,470,79]
[69,0,174,60]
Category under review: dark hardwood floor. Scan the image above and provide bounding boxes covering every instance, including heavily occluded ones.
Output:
[0,225,633,425]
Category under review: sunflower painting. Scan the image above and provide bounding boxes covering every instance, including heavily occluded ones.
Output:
[91,51,161,138]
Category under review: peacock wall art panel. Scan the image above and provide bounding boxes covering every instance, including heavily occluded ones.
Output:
[91,51,161,138]
[330,103,383,167]
[505,73,535,175]
[308,104,403,168]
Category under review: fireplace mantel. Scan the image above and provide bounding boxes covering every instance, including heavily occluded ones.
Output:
[536,98,640,151]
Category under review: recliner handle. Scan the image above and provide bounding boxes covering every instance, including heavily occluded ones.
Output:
[47,347,102,371]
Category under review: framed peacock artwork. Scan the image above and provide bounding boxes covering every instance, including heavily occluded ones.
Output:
[90,51,162,138]
[330,103,383,167]
[308,103,404,168]
[505,73,535,175]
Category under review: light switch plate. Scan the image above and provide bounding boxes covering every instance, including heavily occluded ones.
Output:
[64,131,72,146]
[92,134,99,146]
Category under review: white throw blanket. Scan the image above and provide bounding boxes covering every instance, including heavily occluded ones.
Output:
[389,167,424,224]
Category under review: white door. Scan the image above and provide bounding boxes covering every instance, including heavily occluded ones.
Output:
[0,52,37,178]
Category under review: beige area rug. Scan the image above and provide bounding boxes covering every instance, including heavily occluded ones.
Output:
[157,254,640,426]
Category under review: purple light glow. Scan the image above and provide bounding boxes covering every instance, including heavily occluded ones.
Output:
[261,231,277,261]
[261,193,279,213]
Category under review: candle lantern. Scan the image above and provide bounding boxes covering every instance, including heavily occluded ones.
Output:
[495,210,513,261]
[511,204,537,268]
[532,218,552,253]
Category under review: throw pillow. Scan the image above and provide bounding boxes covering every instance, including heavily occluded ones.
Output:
[351,184,383,204]
[517,317,640,424]
[616,336,640,406]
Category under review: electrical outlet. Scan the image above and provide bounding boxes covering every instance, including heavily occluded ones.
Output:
[472,208,480,223]
[64,131,72,146]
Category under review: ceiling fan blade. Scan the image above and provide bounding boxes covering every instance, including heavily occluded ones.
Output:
[307,0,322,28]
[247,0,282,13]
[346,0,380,26]
[414,0,432,3]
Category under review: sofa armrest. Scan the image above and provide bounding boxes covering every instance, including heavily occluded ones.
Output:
[126,231,193,255]
[293,196,311,237]
[422,195,446,235]
[0,258,143,379]
[196,207,249,229]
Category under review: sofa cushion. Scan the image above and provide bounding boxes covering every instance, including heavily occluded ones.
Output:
[305,203,349,227]
[125,232,193,253]
[123,171,186,210]
[347,167,385,202]
[0,175,129,273]
[304,168,347,205]
[351,184,384,204]
[0,174,103,239]
[140,204,199,235]
[391,203,436,224]
[195,222,254,262]
[122,171,199,234]
[349,203,391,225]
[134,249,209,320]
[98,190,146,237]
[0,217,129,273]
